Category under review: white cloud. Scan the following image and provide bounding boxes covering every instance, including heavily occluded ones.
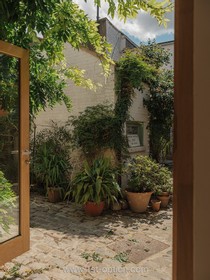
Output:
[74,0,174,43]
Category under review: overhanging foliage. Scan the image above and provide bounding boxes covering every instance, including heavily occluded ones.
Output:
[0,0,173,115]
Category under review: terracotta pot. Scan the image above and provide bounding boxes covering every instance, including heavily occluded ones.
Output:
[84,201,105,216]
[160,192,169,196]
[157,194,170,208]
[47,188,62,203]
[125,190,153,213]
[0,109,7,116]
[151,199,161,212]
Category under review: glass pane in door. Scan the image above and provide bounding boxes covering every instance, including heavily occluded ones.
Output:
[0,54,20,243]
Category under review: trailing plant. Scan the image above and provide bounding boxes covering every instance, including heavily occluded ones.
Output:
[65,157,122,206]
[114,49,156,159]
[115,40,174,162]
[0,171,16,235]
[31,121,72,194]
[71,44,172,163]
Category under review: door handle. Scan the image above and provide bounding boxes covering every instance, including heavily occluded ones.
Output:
[22,149,31,155]
[11,150,19,155]
[11,150,31,155]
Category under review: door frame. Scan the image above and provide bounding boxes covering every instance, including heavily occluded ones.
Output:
[0,40,30,265]
[173,0,194,279]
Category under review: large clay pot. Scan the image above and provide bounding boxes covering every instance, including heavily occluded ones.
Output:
[125,190,153,213]
[84,201,105,216]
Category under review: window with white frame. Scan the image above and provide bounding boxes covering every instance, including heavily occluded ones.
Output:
[126,122,144,148]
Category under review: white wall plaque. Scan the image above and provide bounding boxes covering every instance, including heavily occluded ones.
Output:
[127,134,140,147]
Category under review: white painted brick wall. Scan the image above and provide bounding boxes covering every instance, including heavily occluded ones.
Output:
[35,43,153,157]
[35,44,115,132]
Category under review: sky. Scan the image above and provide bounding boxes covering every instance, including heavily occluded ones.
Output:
[74,0,174,45]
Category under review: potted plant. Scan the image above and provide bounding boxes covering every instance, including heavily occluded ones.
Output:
[31,123,72,202]
[153,166,173,208]
[65,157,122,216]
[124,155,161,213]
[155,182,173,208]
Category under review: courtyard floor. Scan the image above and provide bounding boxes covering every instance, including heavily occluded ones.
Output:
[0,193,172,280]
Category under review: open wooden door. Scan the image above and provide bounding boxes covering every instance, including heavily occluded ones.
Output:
[0,41,30,265]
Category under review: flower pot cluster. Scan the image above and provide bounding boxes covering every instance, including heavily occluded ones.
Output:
[31,118,173,215]
[123,155,173,213]
[64,155,173,216]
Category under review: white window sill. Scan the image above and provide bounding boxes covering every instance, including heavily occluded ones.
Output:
[128,146,146,153]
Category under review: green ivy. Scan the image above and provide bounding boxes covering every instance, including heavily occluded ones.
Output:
[114,49,156,159]
[115,41,174,162]
[144,70,174,162]
[69,42,173,163]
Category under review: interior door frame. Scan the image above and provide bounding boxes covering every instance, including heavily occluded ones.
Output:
[173,0,194,279]
[0,40,30,265]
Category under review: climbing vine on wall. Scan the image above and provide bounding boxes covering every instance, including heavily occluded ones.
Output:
[114,48,155,159]
[144,69,174,162]
[115,40,174,162]
[70,41,174,163]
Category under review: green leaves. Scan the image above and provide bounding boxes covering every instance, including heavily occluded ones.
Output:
[94,0,173,25]
[69,103,124,157]
[115,40,174,163]
[31,121,72,192]
[124,155,172,193]
[0,171,16,234]
[0,0,173,116]
[65,157,121,205]
[0,0,173,26]
[0,0,113,115]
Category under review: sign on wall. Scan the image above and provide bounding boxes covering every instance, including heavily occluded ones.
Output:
[127,134,140,147]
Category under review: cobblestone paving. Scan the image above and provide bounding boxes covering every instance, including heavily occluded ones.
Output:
[0,193,172,280]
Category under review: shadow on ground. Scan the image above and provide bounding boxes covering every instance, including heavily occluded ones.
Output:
[30,192,172,241]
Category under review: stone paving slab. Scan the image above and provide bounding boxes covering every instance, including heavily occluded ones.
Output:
[0,193,172,279]
[109,233,169,264]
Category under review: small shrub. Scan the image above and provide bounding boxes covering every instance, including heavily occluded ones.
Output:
[68,103,128,160]
[124,155,172,193]
[31,121,72,193]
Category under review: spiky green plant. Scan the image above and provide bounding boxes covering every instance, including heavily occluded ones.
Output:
[65,157,121,205]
